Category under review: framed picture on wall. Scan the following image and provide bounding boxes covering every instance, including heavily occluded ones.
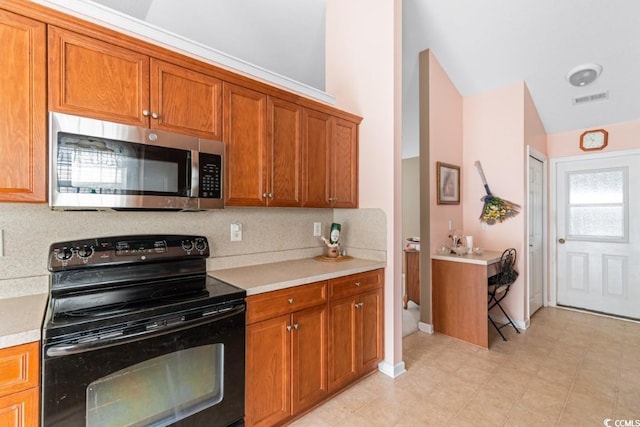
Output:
[436,162,460,205]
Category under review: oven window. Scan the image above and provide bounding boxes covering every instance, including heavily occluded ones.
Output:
[86,344,223,427]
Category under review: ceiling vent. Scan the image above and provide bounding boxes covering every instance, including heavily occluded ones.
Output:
[572,91,609,105]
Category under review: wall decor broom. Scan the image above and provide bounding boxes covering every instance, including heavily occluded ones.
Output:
[474,161,520,225]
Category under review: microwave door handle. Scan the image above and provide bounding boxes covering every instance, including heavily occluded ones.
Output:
[190,150,199,198]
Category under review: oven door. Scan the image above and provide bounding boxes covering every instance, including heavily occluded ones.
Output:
[42,304,245,427]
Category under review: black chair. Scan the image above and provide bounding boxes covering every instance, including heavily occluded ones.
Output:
[488,248,520,341]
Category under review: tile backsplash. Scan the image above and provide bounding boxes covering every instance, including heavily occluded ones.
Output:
[0,203,386,294]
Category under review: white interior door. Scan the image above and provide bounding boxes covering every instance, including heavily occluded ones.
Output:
[556,153,640,320]
[528,156,544,315]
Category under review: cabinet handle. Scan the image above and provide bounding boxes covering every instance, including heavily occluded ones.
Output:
[293,324,300,330]
[151,112,160,119]
[328,197,337,202]
[286,325,292,332]
[142,109,150,117]
[355,282,361,287]
[269,193,274,199]
[355,302,364,309]
[288,298,294,304]
[263,192,269,198]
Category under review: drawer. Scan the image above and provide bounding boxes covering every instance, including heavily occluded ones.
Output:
[329,269,383,301]
[246,281,327,324]
[0,342,39,397]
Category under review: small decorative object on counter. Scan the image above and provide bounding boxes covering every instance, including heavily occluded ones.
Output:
[436,242,449,255]
[321,223,342,258]
[329,223,341,244]
[466,235,474,254]
[448,230,467,256]
[406,236,420,251]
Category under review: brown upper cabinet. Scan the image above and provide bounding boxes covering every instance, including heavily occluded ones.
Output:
[223,83,268,206]
[302,110,358,208]
[267,97,303,207]
[223,83,303,207]
[48,26,222,140]
[0,10,47,202]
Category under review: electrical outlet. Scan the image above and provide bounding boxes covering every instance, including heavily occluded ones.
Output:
[313,222,322,237]
[230,223,242,242]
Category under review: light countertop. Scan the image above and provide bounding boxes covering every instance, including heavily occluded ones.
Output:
[431,250,503,266]
[0,257,385,349]
[0,293,48,349]
[209,257,386,296]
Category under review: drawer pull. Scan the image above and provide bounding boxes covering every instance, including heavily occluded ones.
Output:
[286,325,292,332]
[288,298,294,304]
[355,282,361,287]
[293,323,300,330]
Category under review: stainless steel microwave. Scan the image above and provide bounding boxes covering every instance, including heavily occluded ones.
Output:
[49,112,224,210]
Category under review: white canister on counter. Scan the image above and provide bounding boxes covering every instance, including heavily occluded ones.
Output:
[466,236,473,254]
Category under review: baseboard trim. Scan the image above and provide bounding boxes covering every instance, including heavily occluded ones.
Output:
[489,314,527,330]
[378,360,406,378]
[418,322,433,334]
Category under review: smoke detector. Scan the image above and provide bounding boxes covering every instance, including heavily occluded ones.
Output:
[566,63,602,87]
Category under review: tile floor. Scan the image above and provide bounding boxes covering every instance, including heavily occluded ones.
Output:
[291,307,640,426]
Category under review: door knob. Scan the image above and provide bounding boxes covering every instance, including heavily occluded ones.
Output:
[558,238,566,244]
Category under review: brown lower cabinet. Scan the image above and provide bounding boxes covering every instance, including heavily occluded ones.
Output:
[0,342,40,427]
[327,270,384,392]
[245,269,384,427]
[245,282,328,427]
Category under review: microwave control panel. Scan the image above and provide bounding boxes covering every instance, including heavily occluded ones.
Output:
[199,153,222,199]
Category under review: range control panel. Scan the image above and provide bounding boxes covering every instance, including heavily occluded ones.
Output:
[48,234,209,271]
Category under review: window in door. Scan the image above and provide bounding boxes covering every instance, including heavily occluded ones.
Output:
[566,167,627,242]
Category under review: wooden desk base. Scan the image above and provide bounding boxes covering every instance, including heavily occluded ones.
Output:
[432,259,489,348]
[403,250,420,309]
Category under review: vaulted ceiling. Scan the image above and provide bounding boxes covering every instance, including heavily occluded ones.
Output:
[70,1,640,159]
[402,0,640,157]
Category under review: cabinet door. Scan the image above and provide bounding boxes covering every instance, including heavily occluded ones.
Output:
[48,26,150,126]
[331,117,358,208]
[0,342,39,398]
[327,296,358,392]
[302,109,331,208]
[267,97,302,207]
[0,11,46,202]
[358,289,384,373]
[150,59,222,140]
[291,305,327,414]
[245,315,291,427]
[223,83,268,206]
[0,387,39,427]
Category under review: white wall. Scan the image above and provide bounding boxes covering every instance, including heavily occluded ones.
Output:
[90,0,326,90]
[326,0,404,376]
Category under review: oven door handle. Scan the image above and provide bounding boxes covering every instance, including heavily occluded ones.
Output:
[46,304,244,358]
